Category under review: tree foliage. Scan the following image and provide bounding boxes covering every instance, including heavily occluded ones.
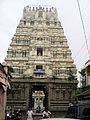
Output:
[79,68,85,77]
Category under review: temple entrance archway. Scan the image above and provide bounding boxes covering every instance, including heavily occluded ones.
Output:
[29,84,48,112]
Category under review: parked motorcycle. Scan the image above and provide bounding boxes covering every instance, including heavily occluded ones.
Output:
[6,113,12,120]
[6,111,21,120]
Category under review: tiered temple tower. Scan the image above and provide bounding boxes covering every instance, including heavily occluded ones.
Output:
[5,5,77,118]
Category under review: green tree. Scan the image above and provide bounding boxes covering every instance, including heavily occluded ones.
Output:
[79,68,86,87]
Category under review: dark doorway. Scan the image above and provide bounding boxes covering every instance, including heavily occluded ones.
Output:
[29,84,48,111]
[37,47,43,56]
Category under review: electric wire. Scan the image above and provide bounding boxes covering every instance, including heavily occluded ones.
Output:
[73,43,87,67]
[74,44,88,68]
[75,51,88,69]
[75,54,87,65]
[76,0,90,57]
[74,41,86,60]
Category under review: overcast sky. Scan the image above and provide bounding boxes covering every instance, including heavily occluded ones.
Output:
[0,0,90,71]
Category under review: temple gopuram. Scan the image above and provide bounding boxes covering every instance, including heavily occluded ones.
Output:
[5,5,77,119]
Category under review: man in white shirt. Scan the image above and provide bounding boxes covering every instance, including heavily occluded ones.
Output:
[27,110,33,120]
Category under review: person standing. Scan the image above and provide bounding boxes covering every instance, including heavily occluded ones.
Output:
[27,109,33,120]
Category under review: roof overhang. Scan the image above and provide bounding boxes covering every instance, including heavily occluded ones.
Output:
[0,77,7,86]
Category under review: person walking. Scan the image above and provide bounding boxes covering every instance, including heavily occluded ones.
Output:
[43,109,51,118]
